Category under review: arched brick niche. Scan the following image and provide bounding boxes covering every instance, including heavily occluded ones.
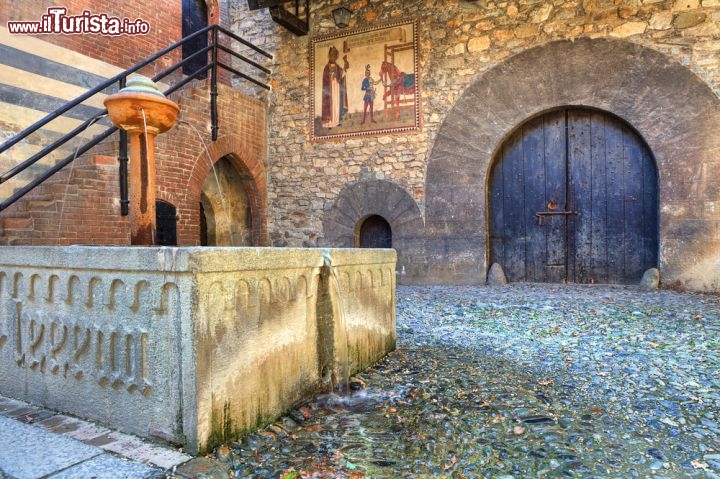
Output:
[181,134,269,246]
[424,37,720,291]
[323,180,423,280]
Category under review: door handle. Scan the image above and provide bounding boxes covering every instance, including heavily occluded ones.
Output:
[535,211,580,226]
[535,211,580,216]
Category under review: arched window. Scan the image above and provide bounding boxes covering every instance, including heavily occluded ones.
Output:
[356,215,392,248]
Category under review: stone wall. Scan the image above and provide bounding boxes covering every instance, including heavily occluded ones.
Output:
[233,0,720,291]
[0,246,397,454]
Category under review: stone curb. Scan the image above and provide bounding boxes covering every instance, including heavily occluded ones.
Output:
[0,395,230,479]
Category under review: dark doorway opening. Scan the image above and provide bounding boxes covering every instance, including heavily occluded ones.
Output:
[182,0,208,78]
[156,200,178,246]
[199,201,208,246]
[356,215,392,248]
[489,108,658,284]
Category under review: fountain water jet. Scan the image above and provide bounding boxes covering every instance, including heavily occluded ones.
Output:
[323,248,351,395]
[182,119,241,246]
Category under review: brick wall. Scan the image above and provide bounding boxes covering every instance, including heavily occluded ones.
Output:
[0,0,269,247]
[157,82,268,246]
[0,81,268,247]
[1,0,184,76]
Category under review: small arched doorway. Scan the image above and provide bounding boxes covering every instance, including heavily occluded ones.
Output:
[489,108,658,284]
[356,215,392,248]
[199,156,254,246]
[155,200,177,246]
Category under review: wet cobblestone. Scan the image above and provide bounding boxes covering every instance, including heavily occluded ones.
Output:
[220,284,720,478]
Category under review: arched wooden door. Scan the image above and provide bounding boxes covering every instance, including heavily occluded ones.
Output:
[357,215,392,248]
[489,108,658,284]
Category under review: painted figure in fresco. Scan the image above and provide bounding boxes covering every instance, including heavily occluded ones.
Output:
[361,64,378,125]
[380,60,415,119]
[321,46,349,129]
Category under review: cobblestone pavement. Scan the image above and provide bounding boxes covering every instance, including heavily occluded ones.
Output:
[222,284,720,479]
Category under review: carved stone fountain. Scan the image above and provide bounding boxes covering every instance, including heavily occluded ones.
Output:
[0,75,397,456]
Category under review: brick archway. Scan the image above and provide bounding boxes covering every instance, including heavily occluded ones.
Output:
[184,134,268,246]
[423,38,720,290]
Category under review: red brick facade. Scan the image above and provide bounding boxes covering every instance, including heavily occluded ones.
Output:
[1,0,183,75]
[0,0,266,247]
[158,82,268,246]
[0,81,268,247]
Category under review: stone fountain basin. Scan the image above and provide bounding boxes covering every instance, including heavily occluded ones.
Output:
[0,246,396,454]
[103,92,179,134]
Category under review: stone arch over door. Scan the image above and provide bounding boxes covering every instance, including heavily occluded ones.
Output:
[199,156,254,246]
[424,38,720,291]
[323,180,423,279]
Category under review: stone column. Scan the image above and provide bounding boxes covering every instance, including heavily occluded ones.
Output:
[104,75,179,245]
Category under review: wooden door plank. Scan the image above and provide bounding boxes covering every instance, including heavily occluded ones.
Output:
[604,116,626,284]
[641,147,659,271]
[589,111,609,284]
[489,145,506,269]
[623,125,646,282]
[501,129,528,281]
[543,110,568,283]
[567,110,594,283]
[523,115,549,282]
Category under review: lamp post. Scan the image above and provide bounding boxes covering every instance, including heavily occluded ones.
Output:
[104,75,179,245]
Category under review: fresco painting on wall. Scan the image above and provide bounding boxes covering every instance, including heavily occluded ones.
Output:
[310,19,420,141]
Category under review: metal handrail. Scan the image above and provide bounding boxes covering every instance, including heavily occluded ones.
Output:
[0,24,272,213]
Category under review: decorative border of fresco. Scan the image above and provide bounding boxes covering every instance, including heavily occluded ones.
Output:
[310,18,420,141]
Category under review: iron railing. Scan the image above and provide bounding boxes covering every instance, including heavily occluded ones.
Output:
[0,24,272,213]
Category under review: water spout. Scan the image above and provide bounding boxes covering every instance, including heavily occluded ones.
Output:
[322,248,351,395]
[103,74,179,245]
[180,119,239,246]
